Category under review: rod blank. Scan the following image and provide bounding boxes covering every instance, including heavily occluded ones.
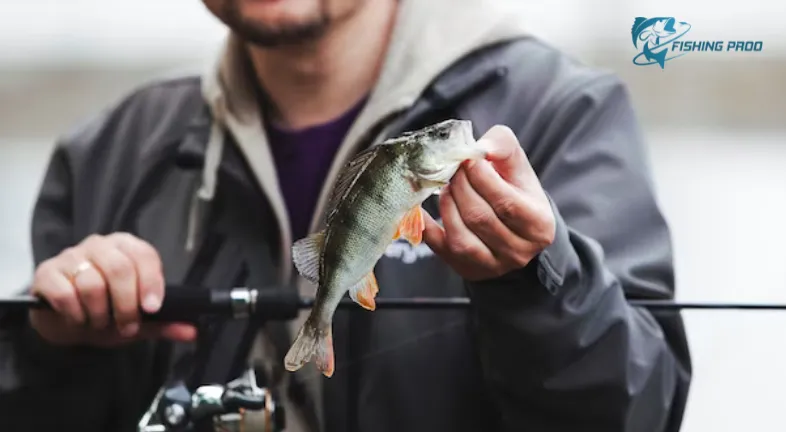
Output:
[332,298,786,311]
[6,293,786,316]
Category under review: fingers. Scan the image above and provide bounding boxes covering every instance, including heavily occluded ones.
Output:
[30,232,177,347]
[477,125,532,185]
[451,167,511,247]
[157,323,198,342]
[439,186,498,270]
[125,323,197,344]
[87,323,198,348]
[66,252,110,330]
[450,167,536,264]
[423,126,554,279]
[82,235,140,336]
[32,256,86,326]
[112,233,164,314]
[463,160,535,238]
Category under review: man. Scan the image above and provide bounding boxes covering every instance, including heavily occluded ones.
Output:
[0,0,692,431]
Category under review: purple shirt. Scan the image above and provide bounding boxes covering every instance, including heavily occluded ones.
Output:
[266,100,366,241]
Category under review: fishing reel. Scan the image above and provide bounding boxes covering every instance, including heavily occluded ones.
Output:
[121,287,298,432]
[138,368,285,432]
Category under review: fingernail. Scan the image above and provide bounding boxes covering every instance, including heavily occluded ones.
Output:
[120,322,139,337]
[143,294,162,312]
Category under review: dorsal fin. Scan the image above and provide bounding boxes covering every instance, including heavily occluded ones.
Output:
[325,146,382,221]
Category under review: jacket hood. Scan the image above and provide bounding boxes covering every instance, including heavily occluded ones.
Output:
[191,0,529,281]
[344,0,530,149]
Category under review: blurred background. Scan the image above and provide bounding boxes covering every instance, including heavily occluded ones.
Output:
[0,0,784,430]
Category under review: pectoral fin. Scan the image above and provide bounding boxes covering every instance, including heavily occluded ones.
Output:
[292,231,325,284]
[393,205,425,245]
[349,271,379,311]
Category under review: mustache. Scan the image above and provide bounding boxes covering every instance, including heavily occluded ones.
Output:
[221,1,331,48]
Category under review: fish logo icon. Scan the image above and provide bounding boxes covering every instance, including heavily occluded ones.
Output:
[631,17,692,68]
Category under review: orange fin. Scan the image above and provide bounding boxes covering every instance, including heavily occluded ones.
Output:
[319,331,335,377]
[349,271,379,311]
[396,205,425,245]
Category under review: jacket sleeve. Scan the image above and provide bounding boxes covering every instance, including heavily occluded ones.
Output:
[465,74,692,432]
[0,133,122,431]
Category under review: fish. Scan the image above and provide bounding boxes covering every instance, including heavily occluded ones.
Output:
[283,119,487,377]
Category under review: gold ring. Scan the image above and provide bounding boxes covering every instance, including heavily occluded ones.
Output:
[67,260,93,282]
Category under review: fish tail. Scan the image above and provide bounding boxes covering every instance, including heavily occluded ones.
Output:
[284,317,335,377]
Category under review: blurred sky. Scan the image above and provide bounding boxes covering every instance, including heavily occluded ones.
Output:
[0,1,785,431]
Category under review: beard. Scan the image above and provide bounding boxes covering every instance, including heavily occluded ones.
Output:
[220,1,331,48]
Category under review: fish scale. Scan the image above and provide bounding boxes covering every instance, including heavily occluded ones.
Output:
[326,151,419,291]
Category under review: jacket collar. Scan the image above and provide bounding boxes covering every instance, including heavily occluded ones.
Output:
[173,38,518,175]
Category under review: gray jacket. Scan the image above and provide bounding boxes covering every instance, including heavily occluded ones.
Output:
[0,37,691,432]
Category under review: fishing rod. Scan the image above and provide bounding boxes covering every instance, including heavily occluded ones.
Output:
[3,286,786,327]
[4,286,785,432]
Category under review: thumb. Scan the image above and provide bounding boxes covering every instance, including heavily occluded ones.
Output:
[88,322,198,347]
[477,125,532,185]
[140,322,198,342]
[422,211,447,257]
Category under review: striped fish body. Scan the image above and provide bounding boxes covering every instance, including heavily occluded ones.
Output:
[284,119,486,377]
[317,146,433,317]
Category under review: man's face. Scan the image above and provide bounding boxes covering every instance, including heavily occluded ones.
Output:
[203,0,366,47]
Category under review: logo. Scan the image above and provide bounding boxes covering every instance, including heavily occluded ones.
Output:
[384,239,434,264]
[631,17,764,69]
[383,217,441,264]
[632,17,692,68]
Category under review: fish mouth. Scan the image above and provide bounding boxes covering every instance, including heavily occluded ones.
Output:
[411,119,485,183]
[449,125,485,162]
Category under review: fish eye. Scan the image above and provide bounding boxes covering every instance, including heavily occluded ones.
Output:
[437,129,450,139]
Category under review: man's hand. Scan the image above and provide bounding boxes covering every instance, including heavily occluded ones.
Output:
[29,233,197,347]
[423,125,556,281]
